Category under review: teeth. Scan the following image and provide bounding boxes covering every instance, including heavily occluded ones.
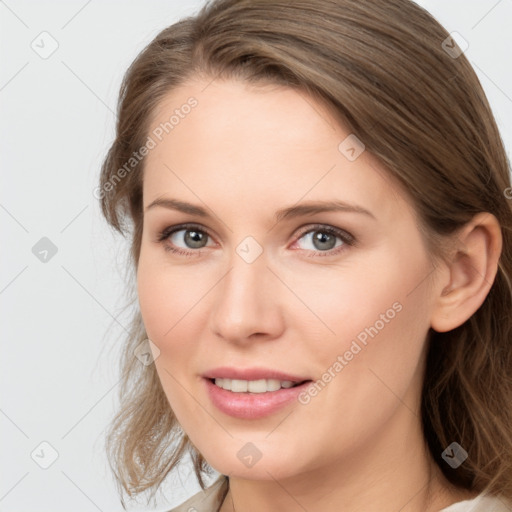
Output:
[231,379,247,392]
[214,378,298,393]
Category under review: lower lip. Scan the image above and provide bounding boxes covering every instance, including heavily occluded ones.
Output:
[204,378,311,419]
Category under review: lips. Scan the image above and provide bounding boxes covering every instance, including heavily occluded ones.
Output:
[202,367,313,419]
[202,366,310,383]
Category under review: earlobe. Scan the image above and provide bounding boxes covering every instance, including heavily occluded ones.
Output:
[430,212,502,333]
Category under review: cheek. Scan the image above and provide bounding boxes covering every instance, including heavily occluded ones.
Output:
[136,249,202,342]
[136,255,211,410]
[296,248,432,437]
[285,254,428,360]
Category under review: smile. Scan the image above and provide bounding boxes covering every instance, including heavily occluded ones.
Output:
[203,372,312,419]
[213,378,303,393]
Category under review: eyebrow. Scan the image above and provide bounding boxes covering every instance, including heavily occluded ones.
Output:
[144,198,376,222]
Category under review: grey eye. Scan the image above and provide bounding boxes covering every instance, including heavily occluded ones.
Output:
[170,228,210,249]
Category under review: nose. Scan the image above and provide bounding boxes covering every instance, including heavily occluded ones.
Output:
[208,245,285,345]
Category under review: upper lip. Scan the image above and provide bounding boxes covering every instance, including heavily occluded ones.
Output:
[203,367,311,382]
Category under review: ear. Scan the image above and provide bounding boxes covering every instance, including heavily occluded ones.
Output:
[430,212,503,333]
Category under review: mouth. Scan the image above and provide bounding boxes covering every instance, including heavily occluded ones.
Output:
[202,369,313,419]
[208,377,309,393]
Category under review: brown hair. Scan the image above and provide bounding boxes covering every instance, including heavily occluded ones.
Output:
[99,0,512,506]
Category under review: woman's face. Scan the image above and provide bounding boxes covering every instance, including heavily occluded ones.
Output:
[137,77,441,480]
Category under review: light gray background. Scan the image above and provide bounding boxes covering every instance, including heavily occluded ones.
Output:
[1,1,511,511]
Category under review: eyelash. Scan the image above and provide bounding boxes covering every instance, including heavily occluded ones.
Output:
[156,222,356,258]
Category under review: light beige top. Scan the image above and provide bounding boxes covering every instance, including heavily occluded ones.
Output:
[167,475,512,512]
[168,475,228,512]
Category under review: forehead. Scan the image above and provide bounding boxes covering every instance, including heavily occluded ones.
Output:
[143,78,415,227]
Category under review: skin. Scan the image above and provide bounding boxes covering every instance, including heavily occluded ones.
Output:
[136,77,502,511]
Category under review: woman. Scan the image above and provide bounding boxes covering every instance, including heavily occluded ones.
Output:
[98,0,512,510]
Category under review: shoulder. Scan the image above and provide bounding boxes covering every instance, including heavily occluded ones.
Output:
[439,492,512,512]
[166,475,229,512]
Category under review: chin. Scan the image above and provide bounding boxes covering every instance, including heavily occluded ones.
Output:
[211,458,298,481]
[195,438,310,481]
